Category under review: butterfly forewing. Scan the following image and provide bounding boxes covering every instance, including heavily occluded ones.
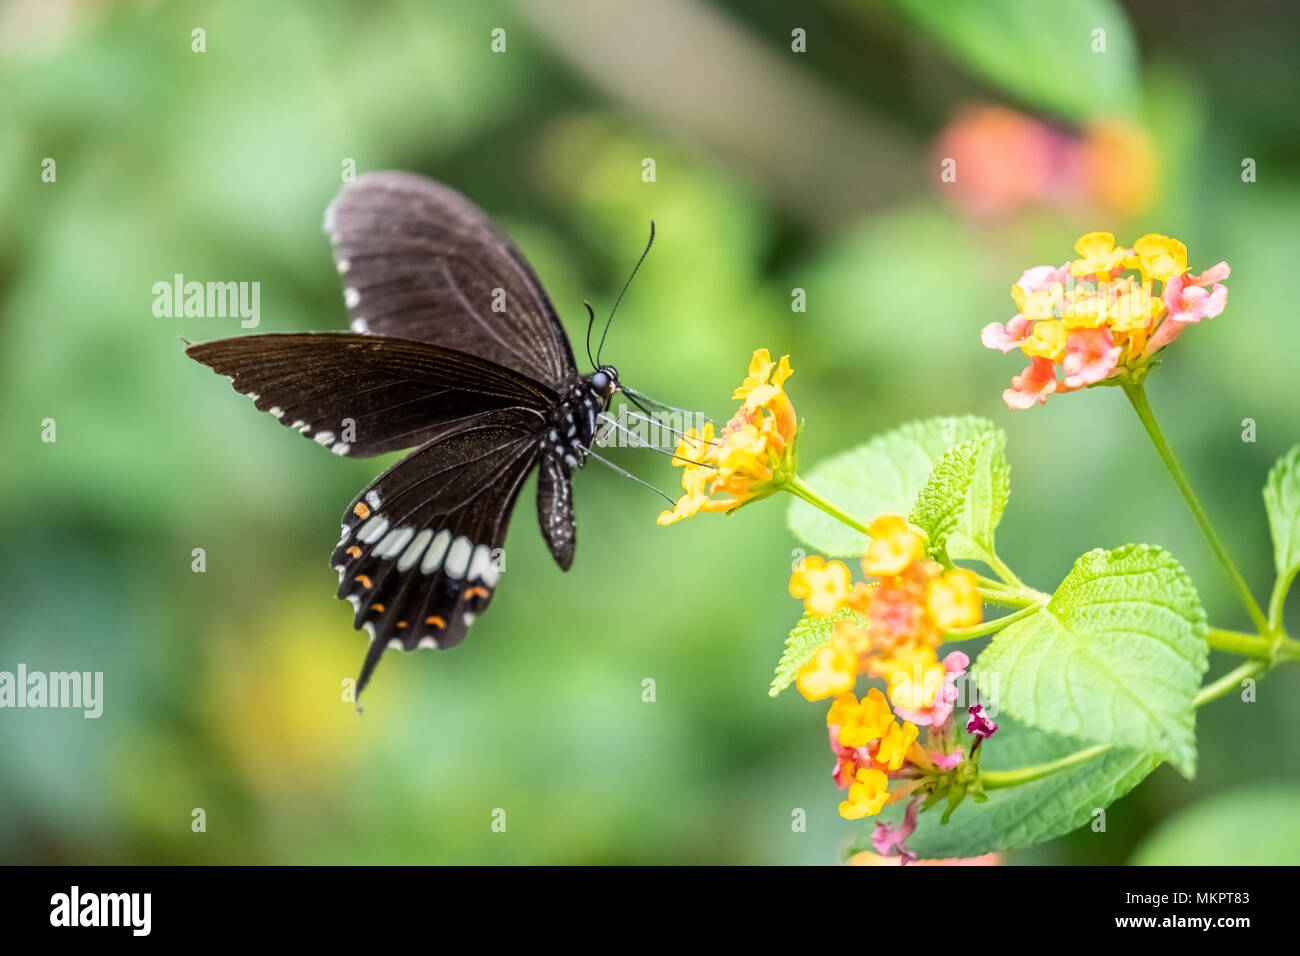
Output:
[326,171,577,389]
[185,333,556,457]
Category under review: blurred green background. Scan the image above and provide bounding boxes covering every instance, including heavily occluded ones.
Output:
[1,0,1297,865]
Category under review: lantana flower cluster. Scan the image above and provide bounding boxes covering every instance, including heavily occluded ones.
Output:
[657,349,797,525]
[982,232,1230,409]
[789,516,995,847]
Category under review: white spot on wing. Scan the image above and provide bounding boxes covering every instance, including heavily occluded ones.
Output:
[375,526,414,559]
[357,516,389,544]
[351,317,370,333]
[337,258,350,274]
[398,529,433,572]
[468,544,493,584]
[332,442,350,456]
[314,430,335,446]
[344,287,360,308]
[366,491,381,510]
[445,536,472,578]
[421,529,452,574]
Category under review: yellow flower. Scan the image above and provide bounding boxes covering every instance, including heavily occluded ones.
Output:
[862,514,925,577]
[1131,233,1188,282]
[875,719,920,772]
[1020,319,1068,361]
[1011,283,1063,320]
[839,767,890,820]
[829,687,894,748]
[789,556,850,617]
[874,644,946,712]
[1071,231,1127,277]
[926,568,982,630]
[796,638,857,702]
[657,349,798,525]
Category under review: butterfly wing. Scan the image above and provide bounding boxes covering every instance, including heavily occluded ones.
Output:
[325,171,578,389]
[332,406,545,697]
[185,332,557,457]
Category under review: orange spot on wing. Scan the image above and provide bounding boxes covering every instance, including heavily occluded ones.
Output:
[353,502,370,519]
[372,603,385,613]
[396,621,407,628]
[355,574,372,588]
[425,616,446,628]
[346,546,362,558]
[465,586,490,600]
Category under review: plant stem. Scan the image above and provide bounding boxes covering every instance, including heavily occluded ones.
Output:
[980,744,1113,790]
[944,603,1041,640]
[1270,566,1297,634]
[1206,627,1274,658]
[782,475,873,538]
[1122,381,1271,635]
[1194,658,1267,706]
[984,551,1027,590]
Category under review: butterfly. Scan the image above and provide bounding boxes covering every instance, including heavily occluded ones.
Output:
[187,172,653,700]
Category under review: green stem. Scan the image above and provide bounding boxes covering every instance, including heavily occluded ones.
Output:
[1206,627,1274,658]
[1194,658,1267,706]
[1270,566,1297,634]
[981,744,1112,790]
[944,603,1041,640]
[1122,382,1271,635]
[782,475,872,538]
[984,551,1028,590]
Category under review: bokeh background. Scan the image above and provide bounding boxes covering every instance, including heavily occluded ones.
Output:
[1,0,1297,865]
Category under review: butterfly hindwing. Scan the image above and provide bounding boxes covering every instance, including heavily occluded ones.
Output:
[331,406,545,695]
[325,171,578,389]
[186,332,556,458]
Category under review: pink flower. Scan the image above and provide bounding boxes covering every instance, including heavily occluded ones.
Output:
[932,748,965,770]
[1186,261,1230,286]
[871,797,920,865]
[1163,273,1228,325]
[828,726,873,789]
[1062,327,1122,387]
[894,651,969,726]
[1002,356,1058,409]
[966,704,998,739]
[1015,263,1071,293]
[980,316,1033,353]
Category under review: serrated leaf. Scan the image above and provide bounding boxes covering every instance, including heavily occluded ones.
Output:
[1263,444,1300,600]
[974,545,1208,778]
[850,717,1158,860]
[946,429,1011,564]
[882,0,1139,124]
[787,416,995,556]
[769,607,861,697]
[909,433,991,556]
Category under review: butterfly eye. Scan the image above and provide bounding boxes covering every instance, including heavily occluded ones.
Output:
[592,371,610,390]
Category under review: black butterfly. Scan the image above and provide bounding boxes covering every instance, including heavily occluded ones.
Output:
[187,172,642,699]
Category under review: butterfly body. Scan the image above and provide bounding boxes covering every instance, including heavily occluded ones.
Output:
[186,173,629,697]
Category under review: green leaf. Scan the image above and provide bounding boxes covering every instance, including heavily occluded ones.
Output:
[946,429,1011,565]
[850,717,1158,859]
[769,607,861,697]
[881,0,1140,123]
[1131,784,1300,865]
[974,545,1208,778]
[1264,443,1300,603]
[787,416,995,556]
[909,432,993,557]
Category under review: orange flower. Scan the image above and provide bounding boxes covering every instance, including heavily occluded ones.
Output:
[657,349,798,525]
[862,515,925,577]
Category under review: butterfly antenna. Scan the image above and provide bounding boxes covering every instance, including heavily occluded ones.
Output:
[623,386,710,421]
[597,220,655,365]
[617,408,720,445]
[583,300,598,369]
[584,446,676,504]
[596,414,714,466]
